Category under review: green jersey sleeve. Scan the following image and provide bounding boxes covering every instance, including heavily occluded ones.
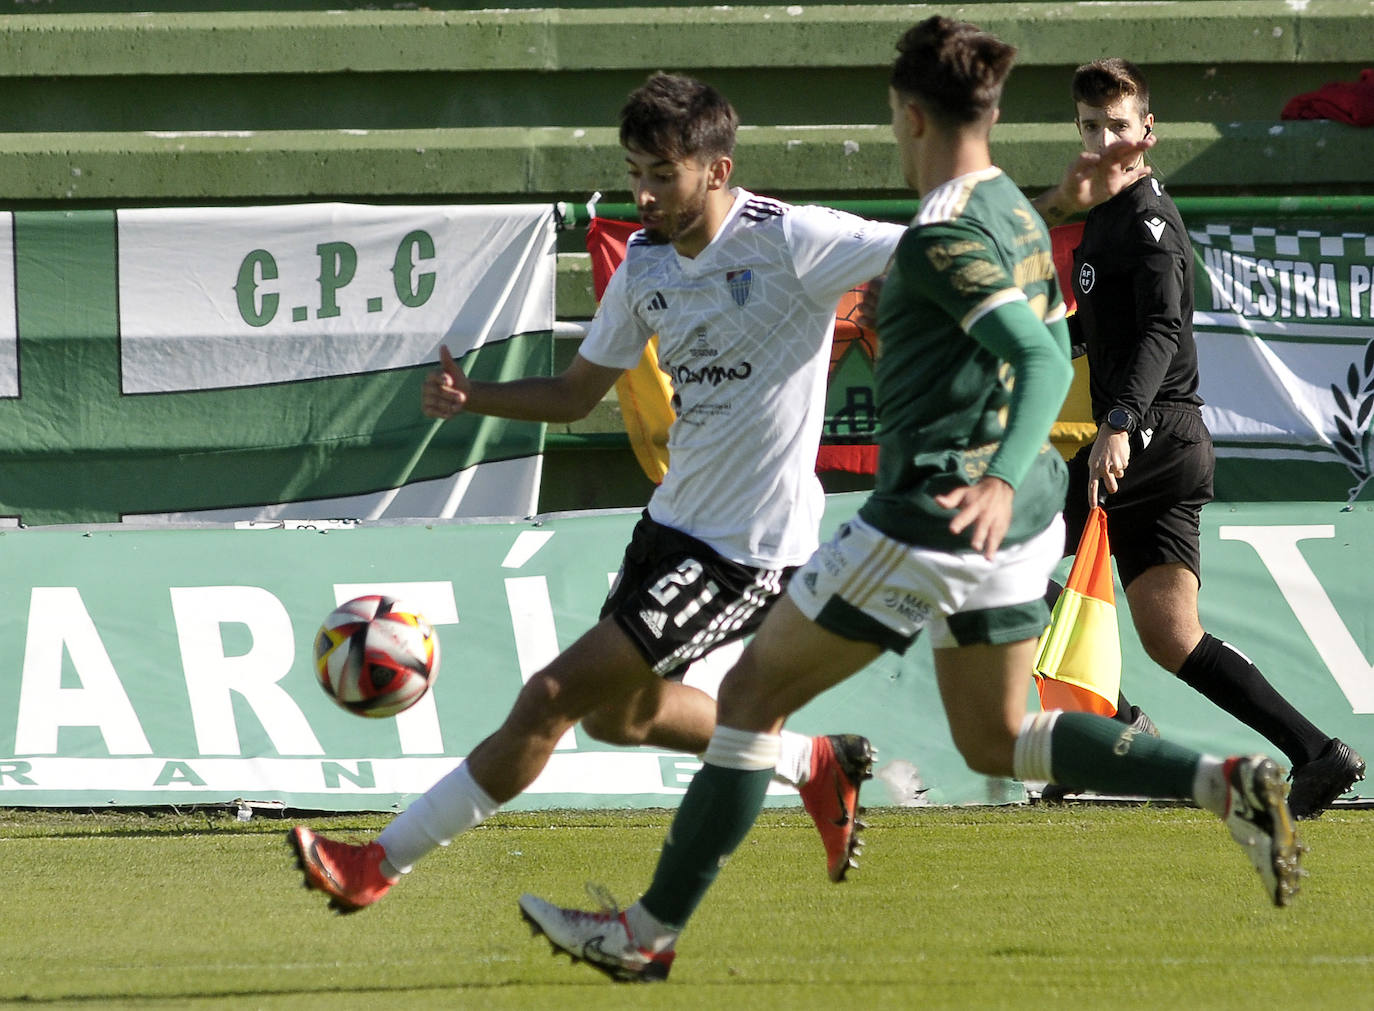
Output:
[968,302,1072,488]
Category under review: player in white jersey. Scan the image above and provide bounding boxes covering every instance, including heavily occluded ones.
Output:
[288,72,905,912]
[589,190,902,569]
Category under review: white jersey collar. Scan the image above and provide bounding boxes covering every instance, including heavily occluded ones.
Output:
[675,187,753,275]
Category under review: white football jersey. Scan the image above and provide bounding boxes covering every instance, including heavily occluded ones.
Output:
[579,189,904,567]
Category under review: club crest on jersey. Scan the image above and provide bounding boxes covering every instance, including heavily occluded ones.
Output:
[1078,261,1096,294]
[726,268,753,307]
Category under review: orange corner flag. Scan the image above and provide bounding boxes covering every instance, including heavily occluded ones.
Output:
[1034,506,1121,716]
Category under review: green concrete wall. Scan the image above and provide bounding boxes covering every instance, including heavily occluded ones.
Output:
[0,4,1367,207]
[0,5,1366,131]
[3,120,1369,206]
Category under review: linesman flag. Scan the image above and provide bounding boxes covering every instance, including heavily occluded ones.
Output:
[1034,506,1121,716]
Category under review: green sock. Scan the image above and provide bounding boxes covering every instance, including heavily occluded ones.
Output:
[1051,711,1201,799]
[639,762,772,930]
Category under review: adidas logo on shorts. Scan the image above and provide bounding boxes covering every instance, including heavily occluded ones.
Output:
[639,609,668,638]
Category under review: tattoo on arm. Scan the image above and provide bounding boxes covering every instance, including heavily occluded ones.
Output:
[1031,191,1067,225]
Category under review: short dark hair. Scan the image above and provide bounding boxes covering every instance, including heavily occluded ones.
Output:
[889,16,1016,127]
[618,72,739,163]
[1071,58,1151,117]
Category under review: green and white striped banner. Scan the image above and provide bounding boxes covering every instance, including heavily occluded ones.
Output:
[0,204,555,526]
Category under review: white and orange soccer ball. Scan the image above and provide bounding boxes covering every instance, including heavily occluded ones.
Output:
[313,595,440,718]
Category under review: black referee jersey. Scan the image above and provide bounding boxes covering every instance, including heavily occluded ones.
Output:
[1068,174,1203,426]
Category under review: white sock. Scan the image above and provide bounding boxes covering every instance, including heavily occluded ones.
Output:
[703,725,782,771]
[376,760,501,876]
[627,901,679,954]
[1192,756,1229,817]
[772,730,813,787]
[1012,711,1059,784]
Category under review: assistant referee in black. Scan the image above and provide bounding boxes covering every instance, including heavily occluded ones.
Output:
[1032,57,1364,818]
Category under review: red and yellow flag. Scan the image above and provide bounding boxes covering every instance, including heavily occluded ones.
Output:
[586,217,674,483]
[587,216,1095,483]
[1034,506,1121,716]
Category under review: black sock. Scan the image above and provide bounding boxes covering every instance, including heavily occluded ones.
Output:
[1112,692,1136,726]
[1176,633,1327,767]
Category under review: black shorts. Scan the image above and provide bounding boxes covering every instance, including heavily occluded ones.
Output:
[1064,405,1214,588]
[602,513,794,678]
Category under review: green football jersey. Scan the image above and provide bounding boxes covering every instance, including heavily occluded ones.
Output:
[859,167,1070,550]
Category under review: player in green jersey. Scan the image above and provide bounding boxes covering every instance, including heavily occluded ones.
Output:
[517,17,1304,983]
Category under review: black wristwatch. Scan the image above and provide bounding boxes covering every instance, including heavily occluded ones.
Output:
[1105,406,1136,435]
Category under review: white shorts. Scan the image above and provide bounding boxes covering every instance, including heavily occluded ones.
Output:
[787,513,1065,651]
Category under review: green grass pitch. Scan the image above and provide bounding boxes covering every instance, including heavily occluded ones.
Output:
[2,804,1370,1008]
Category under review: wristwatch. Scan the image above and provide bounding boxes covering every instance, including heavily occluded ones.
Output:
[1105,406,1136,435]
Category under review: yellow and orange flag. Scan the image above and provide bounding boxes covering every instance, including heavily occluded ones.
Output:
[1034,506,1121,716]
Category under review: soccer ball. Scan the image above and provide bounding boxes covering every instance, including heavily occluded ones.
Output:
[313,595,440,718]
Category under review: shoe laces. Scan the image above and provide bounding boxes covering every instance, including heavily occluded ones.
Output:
[585,882,623,917]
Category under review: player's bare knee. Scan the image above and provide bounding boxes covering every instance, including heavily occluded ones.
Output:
[1137,628,1192,674]
[580,706,646,747]
[506,670,585,732]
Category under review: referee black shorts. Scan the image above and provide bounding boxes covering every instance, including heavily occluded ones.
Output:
[601,512,794,678]
[1064,405,1215,589]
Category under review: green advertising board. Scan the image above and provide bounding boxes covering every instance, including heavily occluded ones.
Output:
[0,496,1369,811]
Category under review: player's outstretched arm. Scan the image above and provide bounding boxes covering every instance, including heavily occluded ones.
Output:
[1031,135,1156,225]
[422,344,622,424]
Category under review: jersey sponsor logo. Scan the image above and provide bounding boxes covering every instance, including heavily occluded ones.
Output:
[960,441,1000,482]
[645,290,668,312]
[1013,249,1055,289]
[688,331,718,358]
[1078,261,1096,294]
[1143,216,1167,243]
[668,360,753,387]
[1013,207,1039,233]
[726,268,753,307]
[882,589,933,627]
